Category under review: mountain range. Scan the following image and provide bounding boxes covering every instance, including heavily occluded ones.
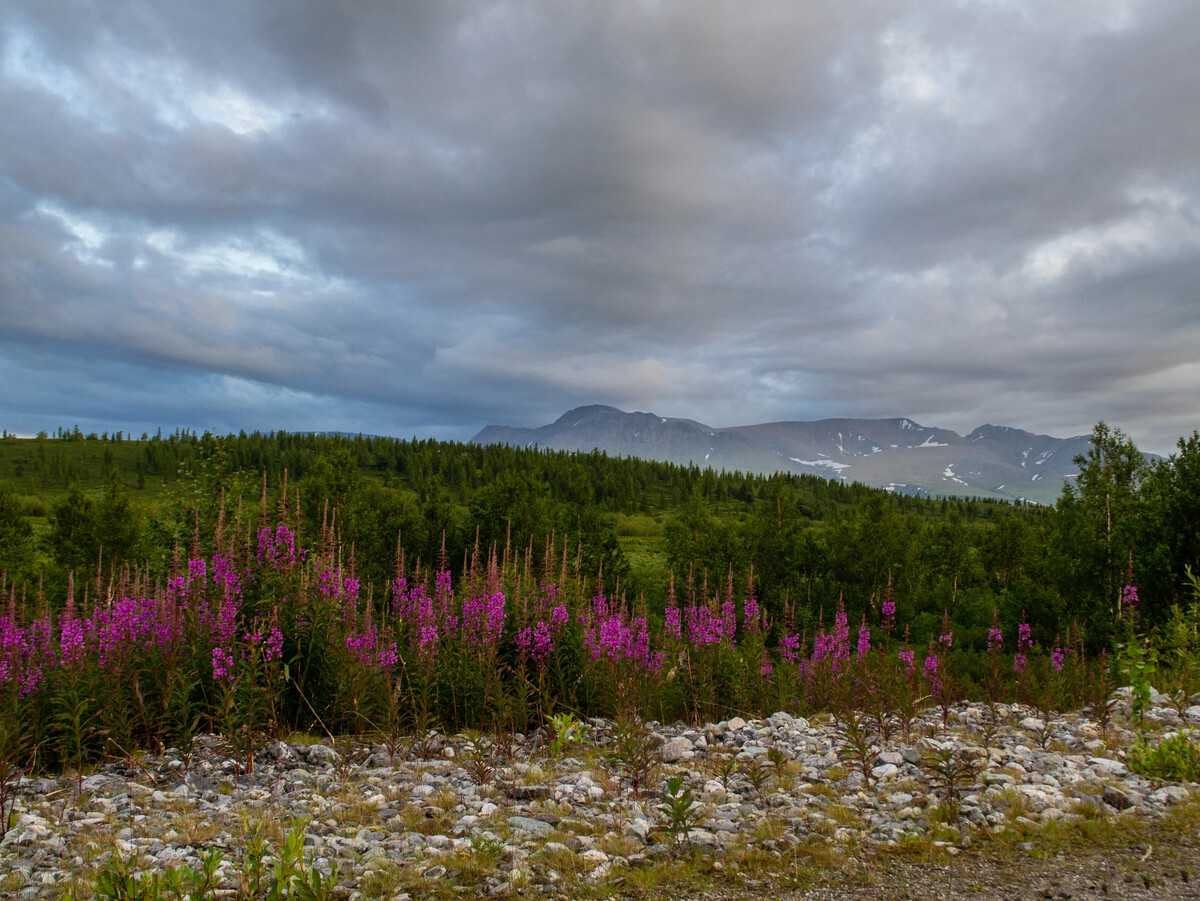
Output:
[471,405,1095,504]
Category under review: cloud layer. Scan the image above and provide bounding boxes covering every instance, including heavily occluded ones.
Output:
[2,0,1198,453]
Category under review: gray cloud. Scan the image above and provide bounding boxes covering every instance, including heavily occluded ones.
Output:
[1,0,1198,455]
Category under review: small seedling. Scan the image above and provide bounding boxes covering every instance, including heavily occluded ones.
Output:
[743,756,773,802]
[836,712,879,788]
[708,742,740,790]
[658,774,701,853]
[546,712,588,758]
[460,729,496,786]
[920,746,982,819]
[610,716,661,798]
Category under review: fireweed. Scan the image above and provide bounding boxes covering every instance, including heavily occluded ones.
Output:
[581,593,665,719]
[513,579,571,724]
[678,579,739,723]
[0,520,1167,773]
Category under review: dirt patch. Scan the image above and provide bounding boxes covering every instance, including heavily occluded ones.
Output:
[803,836,1200,901]
[684,816,1200,901]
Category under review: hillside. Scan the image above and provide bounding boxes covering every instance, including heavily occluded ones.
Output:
[472,405,1094,504]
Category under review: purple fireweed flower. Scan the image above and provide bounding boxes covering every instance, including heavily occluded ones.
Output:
[1013,617,1032,674]
[898,648,915,676]
[346,624,379,665]
[881,599,896,634]
[988,627,1003,652]
[461,591,506,650]
[264,622,284,664]
[313,558,360,614]
[832,605,850,669]
[257,524,304,570]
[923,653,938,679]
[189,557,207,582]
[743,593,762,634]
[664,603,681,642]
[811,629,834,663]
[1,614,50,698]
[517,592,568,670]
[1120,584,1139,626]
[211,554,242,601]
[1051,646,1066,672]
[92,596,161,668]
[58,600,86,668]
[939,630,953,650]
[417,624,440,668]
[856,618,871,663]
[378,640,398,671]
[212,646,235,682]
[721,597,737,642]
[1017,622,1032,651]
[583,597,662,672]
[392,570,458,662]
[391,578,428,621]
[516,620,555,668]
[435,569,453,605]
[168,558,209,631]
[685,601,735,649]
[391,576,409,617]
[923,641,943,697]
[778,632,801,664]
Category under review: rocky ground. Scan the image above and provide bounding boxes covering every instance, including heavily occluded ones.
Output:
[2,693,1198,900]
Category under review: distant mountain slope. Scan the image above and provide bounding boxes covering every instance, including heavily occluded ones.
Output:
[471,405,1094,504]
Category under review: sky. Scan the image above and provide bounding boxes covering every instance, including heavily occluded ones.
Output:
[1,1,1198,455]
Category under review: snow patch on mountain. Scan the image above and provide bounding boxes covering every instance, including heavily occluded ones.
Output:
[791,457,850,472]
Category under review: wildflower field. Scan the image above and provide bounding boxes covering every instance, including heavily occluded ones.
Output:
[3,495,1194,786]
[1,420,1199,787]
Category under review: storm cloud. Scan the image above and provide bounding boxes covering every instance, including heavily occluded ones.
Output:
[1,0,1198,453]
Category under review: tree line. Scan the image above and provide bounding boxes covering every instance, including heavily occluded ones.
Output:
[0,421,1197,652]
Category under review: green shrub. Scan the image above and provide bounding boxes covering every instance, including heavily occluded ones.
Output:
[1129,729,1200,782]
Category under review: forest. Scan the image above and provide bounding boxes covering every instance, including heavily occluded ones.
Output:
[1,420,1199,775]
[1,419,1197,653]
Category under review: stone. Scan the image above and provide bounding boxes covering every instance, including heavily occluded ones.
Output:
[1102,784,1135,810]
[660,737,695,762]
[306,744,341,767]
[5,698,1199,899]
[1087,756,1128,777]
[508,816,552,837]
[506,784,551,801]
[1150,785,1191,805]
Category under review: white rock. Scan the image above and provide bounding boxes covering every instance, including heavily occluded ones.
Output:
[1150,785,1191,805]
[660,737,695,762]
[1086,756,1128,777]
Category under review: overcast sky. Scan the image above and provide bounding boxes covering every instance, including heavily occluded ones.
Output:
[1,1,1198,454]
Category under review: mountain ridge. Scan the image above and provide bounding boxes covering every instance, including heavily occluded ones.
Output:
[471,405,1093,504]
